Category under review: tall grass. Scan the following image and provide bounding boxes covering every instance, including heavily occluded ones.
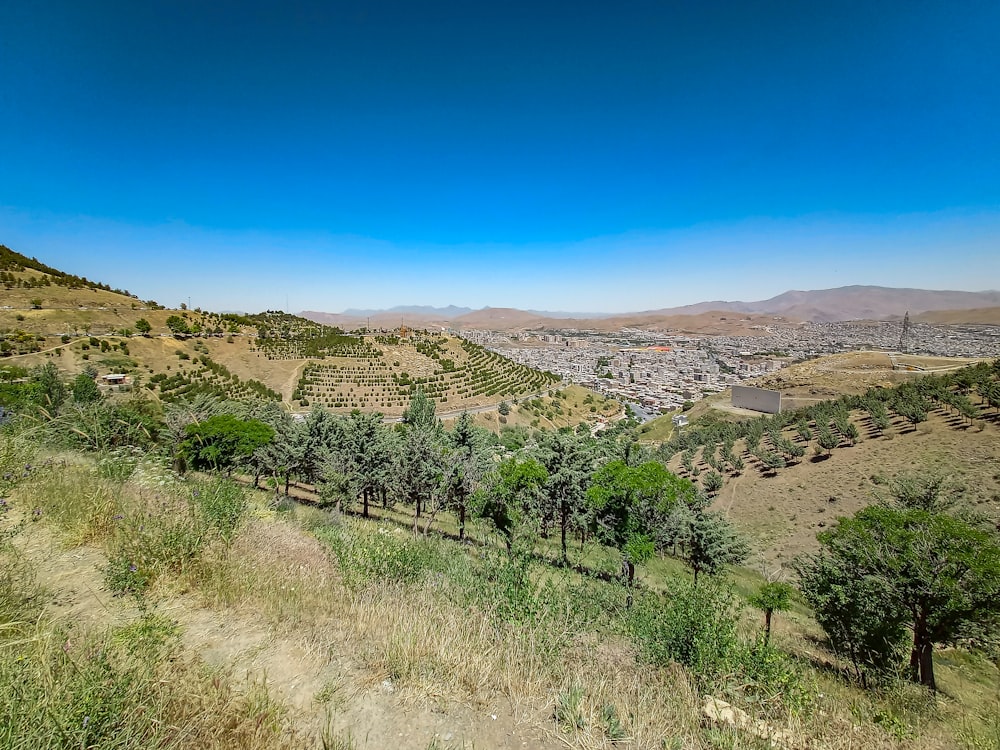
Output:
[1,430,988,749]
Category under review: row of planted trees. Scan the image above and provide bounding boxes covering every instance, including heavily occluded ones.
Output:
[179,389,751,596]
[6,363,1000,696]
[663,359,1000,482]
[174,386,1000,693]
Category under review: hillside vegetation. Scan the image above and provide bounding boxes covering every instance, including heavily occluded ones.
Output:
[4,247,1000,749]
[3,353,1000,748]
[1,246,562,419]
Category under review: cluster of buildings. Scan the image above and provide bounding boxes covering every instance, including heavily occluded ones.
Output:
[455,319,1000,413]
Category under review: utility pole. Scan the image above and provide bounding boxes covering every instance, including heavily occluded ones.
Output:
[898,311,911,353]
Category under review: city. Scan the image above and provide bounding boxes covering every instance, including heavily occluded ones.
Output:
[460,320,1000,412]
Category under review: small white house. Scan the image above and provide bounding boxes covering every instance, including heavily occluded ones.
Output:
[671,414,689,427]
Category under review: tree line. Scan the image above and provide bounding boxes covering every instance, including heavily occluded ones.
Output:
[3,359,999,694]
[180,388,751,599]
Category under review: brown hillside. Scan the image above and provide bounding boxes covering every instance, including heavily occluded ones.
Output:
[914,306,1000,325]
[664,352,1000,565]
[452,307,550,328]
[701,408,1000,566]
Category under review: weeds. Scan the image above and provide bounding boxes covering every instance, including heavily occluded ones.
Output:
[314,521,442,589]
[555,683,587,731]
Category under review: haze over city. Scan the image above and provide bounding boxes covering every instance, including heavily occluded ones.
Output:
[2,1,998,312]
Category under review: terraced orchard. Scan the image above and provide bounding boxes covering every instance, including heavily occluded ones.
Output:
[147,351,282,403]
[245,311,381,359]
[293,335,559,412]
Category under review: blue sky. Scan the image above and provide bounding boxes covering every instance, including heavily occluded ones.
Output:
[2,1,998,313]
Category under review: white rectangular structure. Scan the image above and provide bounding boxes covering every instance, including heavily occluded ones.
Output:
[731,385,781,414]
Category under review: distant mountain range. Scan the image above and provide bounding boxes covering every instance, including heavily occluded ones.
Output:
[641,286,1000,323]
[339,305,614,319]
[300,286,1000,330]
[342,305,475,318]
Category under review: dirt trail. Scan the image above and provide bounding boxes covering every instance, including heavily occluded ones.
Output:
[18,530,142,628]
[20,533,564,750]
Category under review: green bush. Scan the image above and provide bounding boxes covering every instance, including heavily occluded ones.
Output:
[103,553,152,597]
[96,448,142,482]
[628,579,811,716]
[457,546,542,624]
[315,522,441,589]
[628,578,741,686]
[192,477,248,543]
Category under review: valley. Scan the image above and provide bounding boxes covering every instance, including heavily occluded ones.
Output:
[3,244,1000,750]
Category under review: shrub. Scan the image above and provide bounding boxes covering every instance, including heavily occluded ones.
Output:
[192,477,248,543]
[315,522,440,589]
[104,552,152,597]
[628,578,741,687]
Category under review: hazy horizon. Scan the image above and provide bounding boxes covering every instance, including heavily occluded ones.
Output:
[2,1,998,312]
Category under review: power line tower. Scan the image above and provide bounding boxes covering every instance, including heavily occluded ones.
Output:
[898,311,911,352]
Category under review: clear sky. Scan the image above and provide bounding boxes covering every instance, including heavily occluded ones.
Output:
[2,1,998,313]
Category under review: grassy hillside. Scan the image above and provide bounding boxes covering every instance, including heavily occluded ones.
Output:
[466,384,622,432]
[4,435,999,749]
[1,245,566,420]
[654,359,1000,562]
[5,246,1000,749]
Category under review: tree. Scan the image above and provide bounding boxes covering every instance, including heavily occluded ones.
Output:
[702,470,723,496]
[71,372,102,404]
[796,420,812,442]
[326,410,393,518]
[165,315,189,336]
[537,430,598,563]
[475,456,548,551]
[297,406,337,485]
[239,401,294,489]
[748,582,793,643]
[402,387,438,430]
[667,501,749,585]
[588,460,688,598]
[32,362,66,410]
[816,426,839,456]
[796,496,1000,690]
[795,547,907,684]
[443,412,490,539]
[894,392,929,431]
[134,318,152,336]
[181,414,275,475]
[757,450,785,474]
[729,455,745,475]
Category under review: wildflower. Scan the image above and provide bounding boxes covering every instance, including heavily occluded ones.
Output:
[129,564,137,573]
[113,514,124,520]
[32,507,42,517]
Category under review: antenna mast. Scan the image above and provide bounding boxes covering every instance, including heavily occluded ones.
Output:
[898,311,911,353]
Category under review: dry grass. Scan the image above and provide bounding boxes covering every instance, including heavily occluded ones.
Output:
[5,441,998,749]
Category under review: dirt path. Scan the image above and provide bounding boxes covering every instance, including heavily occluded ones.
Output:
[19,531,565,749]
[280,360,309,402]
